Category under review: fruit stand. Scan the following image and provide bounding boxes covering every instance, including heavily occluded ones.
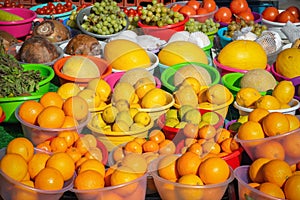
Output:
[1,0,300,199]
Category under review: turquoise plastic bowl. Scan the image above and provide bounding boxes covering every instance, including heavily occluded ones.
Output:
[161,62,221,93]
[0,64,55,123]
[217,27,232,48]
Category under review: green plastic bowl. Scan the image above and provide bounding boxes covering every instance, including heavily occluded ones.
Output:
[0,64,55,123]
[221,72,270,97]
[161,62,221,93]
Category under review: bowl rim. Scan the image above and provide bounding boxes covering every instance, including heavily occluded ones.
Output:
[0,7,37,25]
[76,6,129,39]
[138,13,189,29]
[15,105,91,131]
[29,2,77,19]
[217,27,232,42]
[148,154,235,189]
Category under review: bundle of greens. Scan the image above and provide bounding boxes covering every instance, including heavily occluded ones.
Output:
[0,41,43,98]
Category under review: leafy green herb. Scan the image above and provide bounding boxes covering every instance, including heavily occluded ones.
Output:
[0,40,43,97]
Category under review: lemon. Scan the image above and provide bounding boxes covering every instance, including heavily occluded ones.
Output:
[141,88,167,108]
[57,82,81,100]
[272,80,295,104]
[87,78,112,102]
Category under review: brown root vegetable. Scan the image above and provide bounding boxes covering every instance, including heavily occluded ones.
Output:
[17,36,59,64]
[32,20,70,43]
[0,30,18,49]
[65,34,102,56]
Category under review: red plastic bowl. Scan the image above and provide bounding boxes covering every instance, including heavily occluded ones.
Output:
[270,62,291,82]
[137,14,189,41]
[0,8,37,38]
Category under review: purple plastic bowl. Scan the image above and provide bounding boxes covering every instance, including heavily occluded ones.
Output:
[270,62,292,82]
[291,76,300,101]
[0,8,36,38]
[217,12,262,27]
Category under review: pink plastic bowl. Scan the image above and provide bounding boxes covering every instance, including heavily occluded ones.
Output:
[270,62,291,81]
[213,58,271,76]
[0,8,37,38]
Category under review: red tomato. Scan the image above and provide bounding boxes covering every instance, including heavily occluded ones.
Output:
[171,4,183,12]
[237,11,254,22]
[187,0,201,10]
[214,6,232,23]
[196,7,209,15]
[18,4,24,8]
[262,6,279,21]
[123,8,129,15]
[179,5,197,16]
[128,8,136,17]
[202,0,217,13]
[137,5,143,11]
[65,1,73,8]
[276,10,296,23]
[230,0,248,15]
[286,6,300,19]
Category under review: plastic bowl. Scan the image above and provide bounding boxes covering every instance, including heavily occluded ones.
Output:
[0,8,37,38]
[291,77,300,101]
[233,98,300,116]
[71,171,147,200]
[218,12,262,27]
[270,62,292,82]
[53,55,112,87]
[87,119,154,152]
[29,2,77,20]
[111,51,159,75]
[217,27,232,48]
[160,62,221,93]
[148,155,235,200]
[157,109,224,141]
[103,72,161,91]
[235,126,300,165]
[0,147,74,200]
[137,14,189,41]
[76,6,129,40]
[234,165,282,200]
[221,72,273,97]
[213,58,271,77]
[15,106,91,146]
[0,64,55,123]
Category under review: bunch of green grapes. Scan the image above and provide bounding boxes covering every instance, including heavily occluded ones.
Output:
[225,19,268,38]
[139,0,185,27]
[185,18,220,33]
[80,0,128,35]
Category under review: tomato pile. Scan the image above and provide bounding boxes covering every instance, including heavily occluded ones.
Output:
[262,6,300,23]
[122,6,143,17]
[0,0,24,8]
[35,1,74,15]
[170,0,217,16]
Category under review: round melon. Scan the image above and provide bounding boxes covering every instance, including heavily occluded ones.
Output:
[158,41,208,66]
[104,39,151,70]
[218,40,267,70]
[174,65,212,86]
[275,48,300,78]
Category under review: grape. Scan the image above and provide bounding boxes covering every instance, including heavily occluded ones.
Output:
[184,18,220,34]
[224,19,267,38]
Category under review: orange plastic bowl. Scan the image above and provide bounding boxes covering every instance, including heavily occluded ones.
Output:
[53,55,112,87]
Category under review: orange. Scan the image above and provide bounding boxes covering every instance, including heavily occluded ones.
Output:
[36,140,51,152]
[46,152,75,181]
[248,182,260,188]
[176,151,202,176]
[27,152,50,180]
[262,112,290,136]
[0,153,28,181]
[74,138,89,155]
[198,124,217,139]
[178,174,204,186]
[202,141,221,154]
[284,174,300,200]
[99,191,123,200]
[187,142,203,156]
[84,146,103,161]
[34,167,64,190]
[22,171,30,181]
[248,108,269,123]
[185,138,197,147]
[177,174,204,200]
[254,141,285,160]
[255,95,281,110]
[104,165,116,187]
[272,80,295,104]
[262,159,293,187]
[20,180,35,187]
[58,131,75,147]
[57,82,81,100]
[66,147,82,163]
[249,158,271,183]
[75,156,88,170]
[198,157,230,184]
[220,138,240,153]
[181,77,202,95]
[285,114,300,131]
[82,134,97,148]
[135,78,156,99]
[112,146,125,163]
[236,87,262,107]
[215,128,231,144]
[6,137,34,162]
[61,116,79,128]
[77,159,105,177]
[37,106,65,128]
[183,123,199,139]
[63,96,89,121]
[50,137,68,153]
[74,170,105,190]
[121,153,148,175]
[40,92,64,109]
[158,139,176,155]
[237,121,265,140]
[133,137,147,146]
[142,140,159,153]
[124,141,143,154]
[18,100,44,125]
[157,154,180,182]
[259,182,285,199]
[149,129,165,144]
[282,133,300,158]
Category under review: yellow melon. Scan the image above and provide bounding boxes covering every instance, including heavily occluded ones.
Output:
[104,39,151,70]
[158,41,208,66]
[218,40,267,70]
[275,48,300,78]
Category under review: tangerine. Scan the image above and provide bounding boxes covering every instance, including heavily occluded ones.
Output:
[258,182,285,199]
[50,137,68,153]
[63,96,89,121]
[237,121,265,140]
[142,140,159,153]
[18,100,44,125]
[284,174,300,200]
[57,82,81,100]
[248,108,269,123]
[37,106,65,128]
[176,151,201,176]
[157,154,179,182]
[254,141,285,160]
[6,137,34,162]
[124,141,143,154]
[77,159,105,177]
[255,95,281,110]
[27,152,50,180]
[74,170,105,190]
[0,153,28,181]
[34,167,64,190]
[149,129,165,144]
[158,139,176,155]
[262,112,290,136]
[249,158,271,183]
[40,92,64,109]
